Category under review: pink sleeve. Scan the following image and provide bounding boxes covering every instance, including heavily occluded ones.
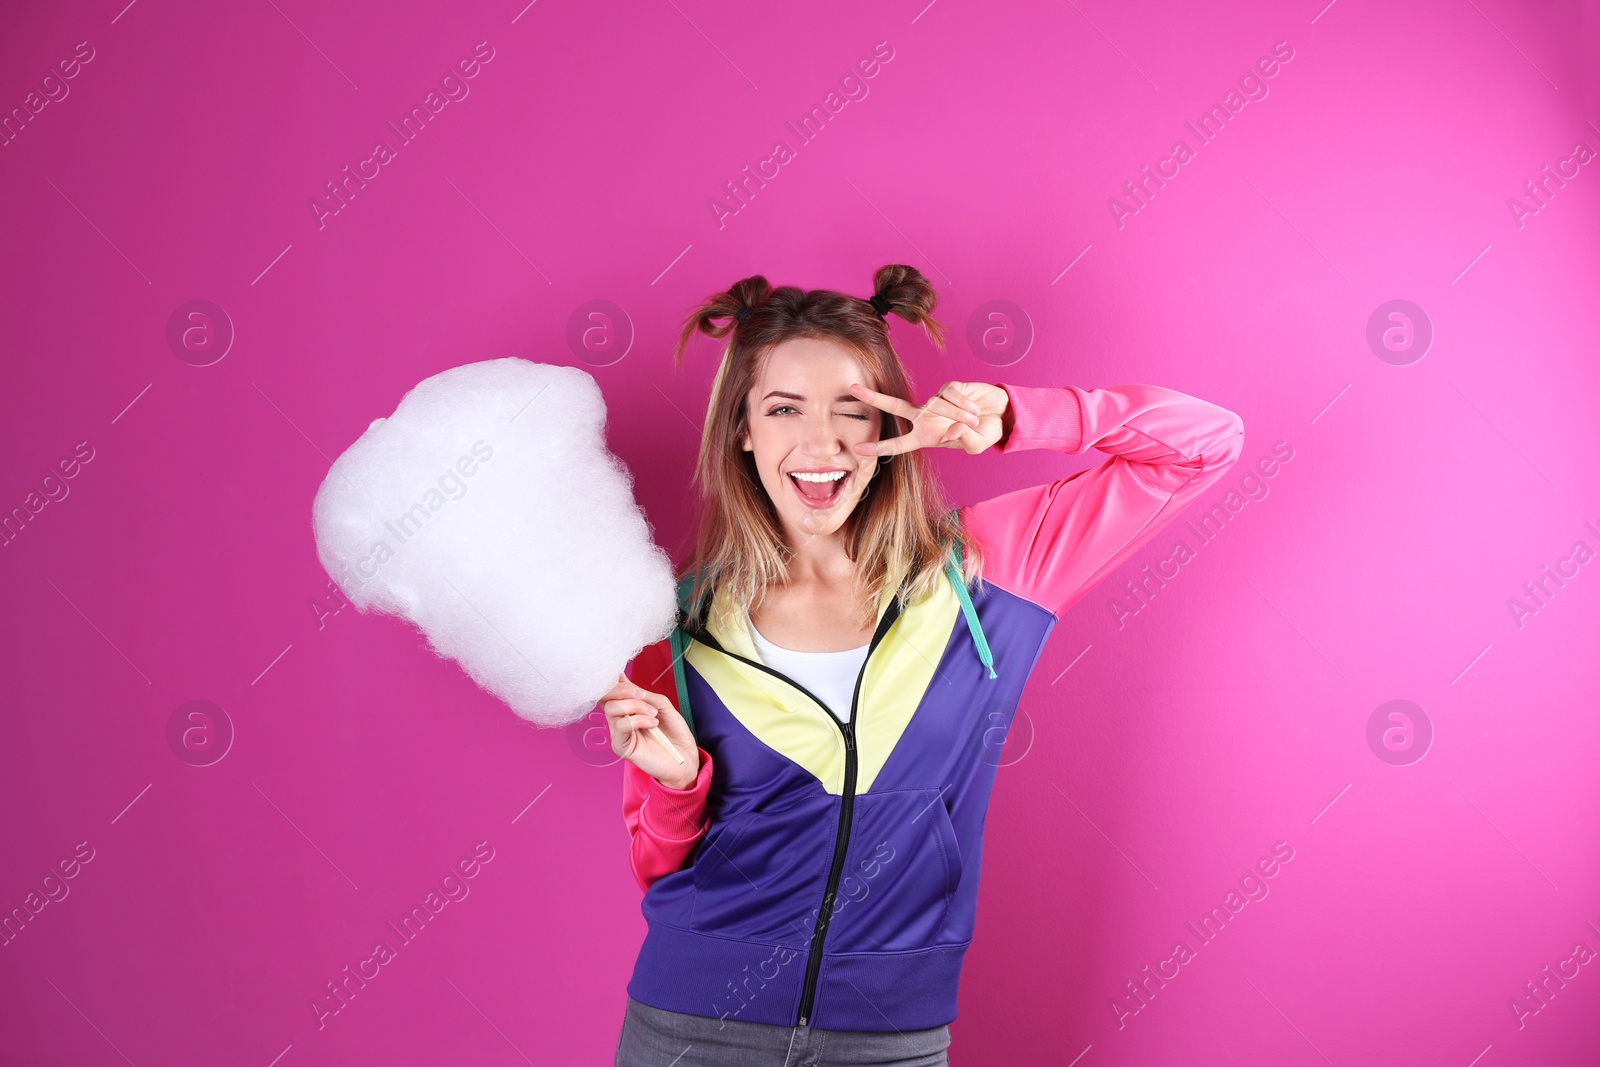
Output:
[962,382,1246,617]
[620,639,714,893]
[623,749,714,893]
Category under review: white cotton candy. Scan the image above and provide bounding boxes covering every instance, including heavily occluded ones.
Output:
[311,358,678,727]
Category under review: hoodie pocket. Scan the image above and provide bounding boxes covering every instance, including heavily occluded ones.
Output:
[690,793,838,943]
[821,787,965,954]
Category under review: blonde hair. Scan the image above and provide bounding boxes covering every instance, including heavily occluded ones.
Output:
[670,264,981,627]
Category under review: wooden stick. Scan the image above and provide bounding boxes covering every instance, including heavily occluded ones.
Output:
[645,724,685,765]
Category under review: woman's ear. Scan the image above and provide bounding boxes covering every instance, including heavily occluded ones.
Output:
[740,432,753,452]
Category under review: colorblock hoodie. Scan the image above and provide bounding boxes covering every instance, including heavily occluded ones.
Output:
[619,382,1245,1031]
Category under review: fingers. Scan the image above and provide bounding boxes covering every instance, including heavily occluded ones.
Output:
[633,687,675,716]
[852,382,982,432]
[847,382,985,457]
[605,697,663,751]
[852,433,924,457]
[923,393,981,430]
[603,683,678,736]
[933,423,987,453]
[849,383,920,422]
[937,421,973,449]
[619,709,659,735]
[936,384,984,423]
[603,693,665,727]
[602,675,674,705]
[953,423,991,454]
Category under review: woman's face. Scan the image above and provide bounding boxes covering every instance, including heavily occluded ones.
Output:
[741,337,884,542]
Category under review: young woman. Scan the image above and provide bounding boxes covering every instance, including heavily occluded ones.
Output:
[604,265,1245,1066]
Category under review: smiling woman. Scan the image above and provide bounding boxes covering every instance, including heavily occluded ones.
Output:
[670,268,986,646]
[603,264,1245,1064]
[750,353,874,512]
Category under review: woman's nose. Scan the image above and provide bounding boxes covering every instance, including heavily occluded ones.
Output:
[801,413,843,456]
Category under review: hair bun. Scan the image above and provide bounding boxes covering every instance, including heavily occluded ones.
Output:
[869,264,944,349]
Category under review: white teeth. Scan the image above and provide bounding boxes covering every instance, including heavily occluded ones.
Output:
[790,470,846,483]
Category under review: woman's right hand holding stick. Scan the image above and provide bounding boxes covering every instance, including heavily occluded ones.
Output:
[600,674,700,789]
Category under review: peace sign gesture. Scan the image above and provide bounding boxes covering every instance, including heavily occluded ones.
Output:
[850,381,1010,457]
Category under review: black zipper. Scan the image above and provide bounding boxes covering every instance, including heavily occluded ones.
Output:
[687,598,903,1028]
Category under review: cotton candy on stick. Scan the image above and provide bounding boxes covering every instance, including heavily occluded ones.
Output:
[311,358,684,764]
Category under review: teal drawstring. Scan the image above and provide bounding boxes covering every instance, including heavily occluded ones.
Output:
[667,573,700,738]
[944,542,997,680]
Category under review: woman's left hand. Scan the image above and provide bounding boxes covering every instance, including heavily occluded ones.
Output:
[849,381,1010,456]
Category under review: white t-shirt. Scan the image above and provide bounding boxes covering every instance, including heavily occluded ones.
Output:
[747,614,870,724]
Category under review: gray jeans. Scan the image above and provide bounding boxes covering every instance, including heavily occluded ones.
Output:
[614,996,952,1067]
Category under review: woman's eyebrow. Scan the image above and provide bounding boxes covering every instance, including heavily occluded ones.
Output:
[758,390,867,402]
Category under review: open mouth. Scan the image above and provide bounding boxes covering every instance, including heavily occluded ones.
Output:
[787,468,848,509]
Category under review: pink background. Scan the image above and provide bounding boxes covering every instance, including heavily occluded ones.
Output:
[3,0,1600,1063]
